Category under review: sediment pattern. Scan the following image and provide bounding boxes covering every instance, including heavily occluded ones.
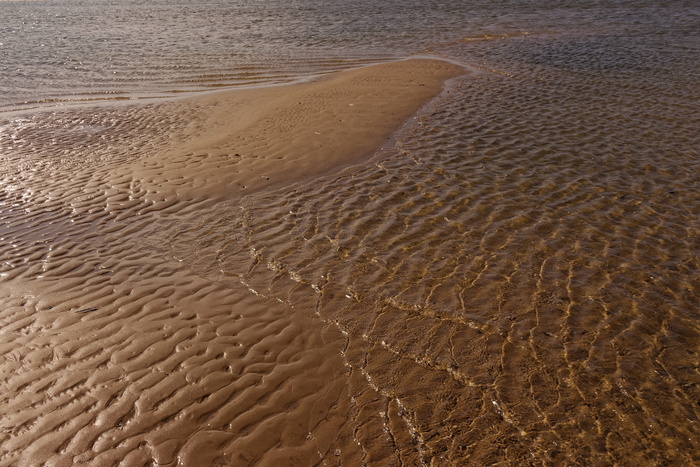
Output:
[1,30,699,467]
[0,103,363,465]
[157,43,700,464]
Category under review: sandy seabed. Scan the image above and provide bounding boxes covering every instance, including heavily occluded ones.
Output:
[0,59,464,465]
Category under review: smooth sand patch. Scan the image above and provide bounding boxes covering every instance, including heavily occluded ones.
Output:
[132,59,465,200]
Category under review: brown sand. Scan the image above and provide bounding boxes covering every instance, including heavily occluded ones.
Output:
[0,59,464,465]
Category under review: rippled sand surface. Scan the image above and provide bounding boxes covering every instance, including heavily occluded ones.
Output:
[0,61,468,465]
[2,14,700,467]
[159,57,700,464]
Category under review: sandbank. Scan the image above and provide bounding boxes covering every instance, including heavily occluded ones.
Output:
[132,58,465,200]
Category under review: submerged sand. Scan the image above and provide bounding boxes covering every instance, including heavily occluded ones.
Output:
[0,59,464,465]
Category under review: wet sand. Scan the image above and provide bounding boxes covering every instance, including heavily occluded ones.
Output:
[0,59,464,465]
[3,46,699,465]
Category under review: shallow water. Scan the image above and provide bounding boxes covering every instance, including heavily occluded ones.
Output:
[4,0,693,109]
[1,0,700,465]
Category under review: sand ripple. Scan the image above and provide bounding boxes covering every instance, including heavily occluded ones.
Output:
[156,55,700,464]
[1,43,699,466]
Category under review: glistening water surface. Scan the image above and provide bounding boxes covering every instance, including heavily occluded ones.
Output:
[3,0,694,109]
[1,0,699,465]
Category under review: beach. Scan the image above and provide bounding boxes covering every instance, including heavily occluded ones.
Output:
[1,0,699,465]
